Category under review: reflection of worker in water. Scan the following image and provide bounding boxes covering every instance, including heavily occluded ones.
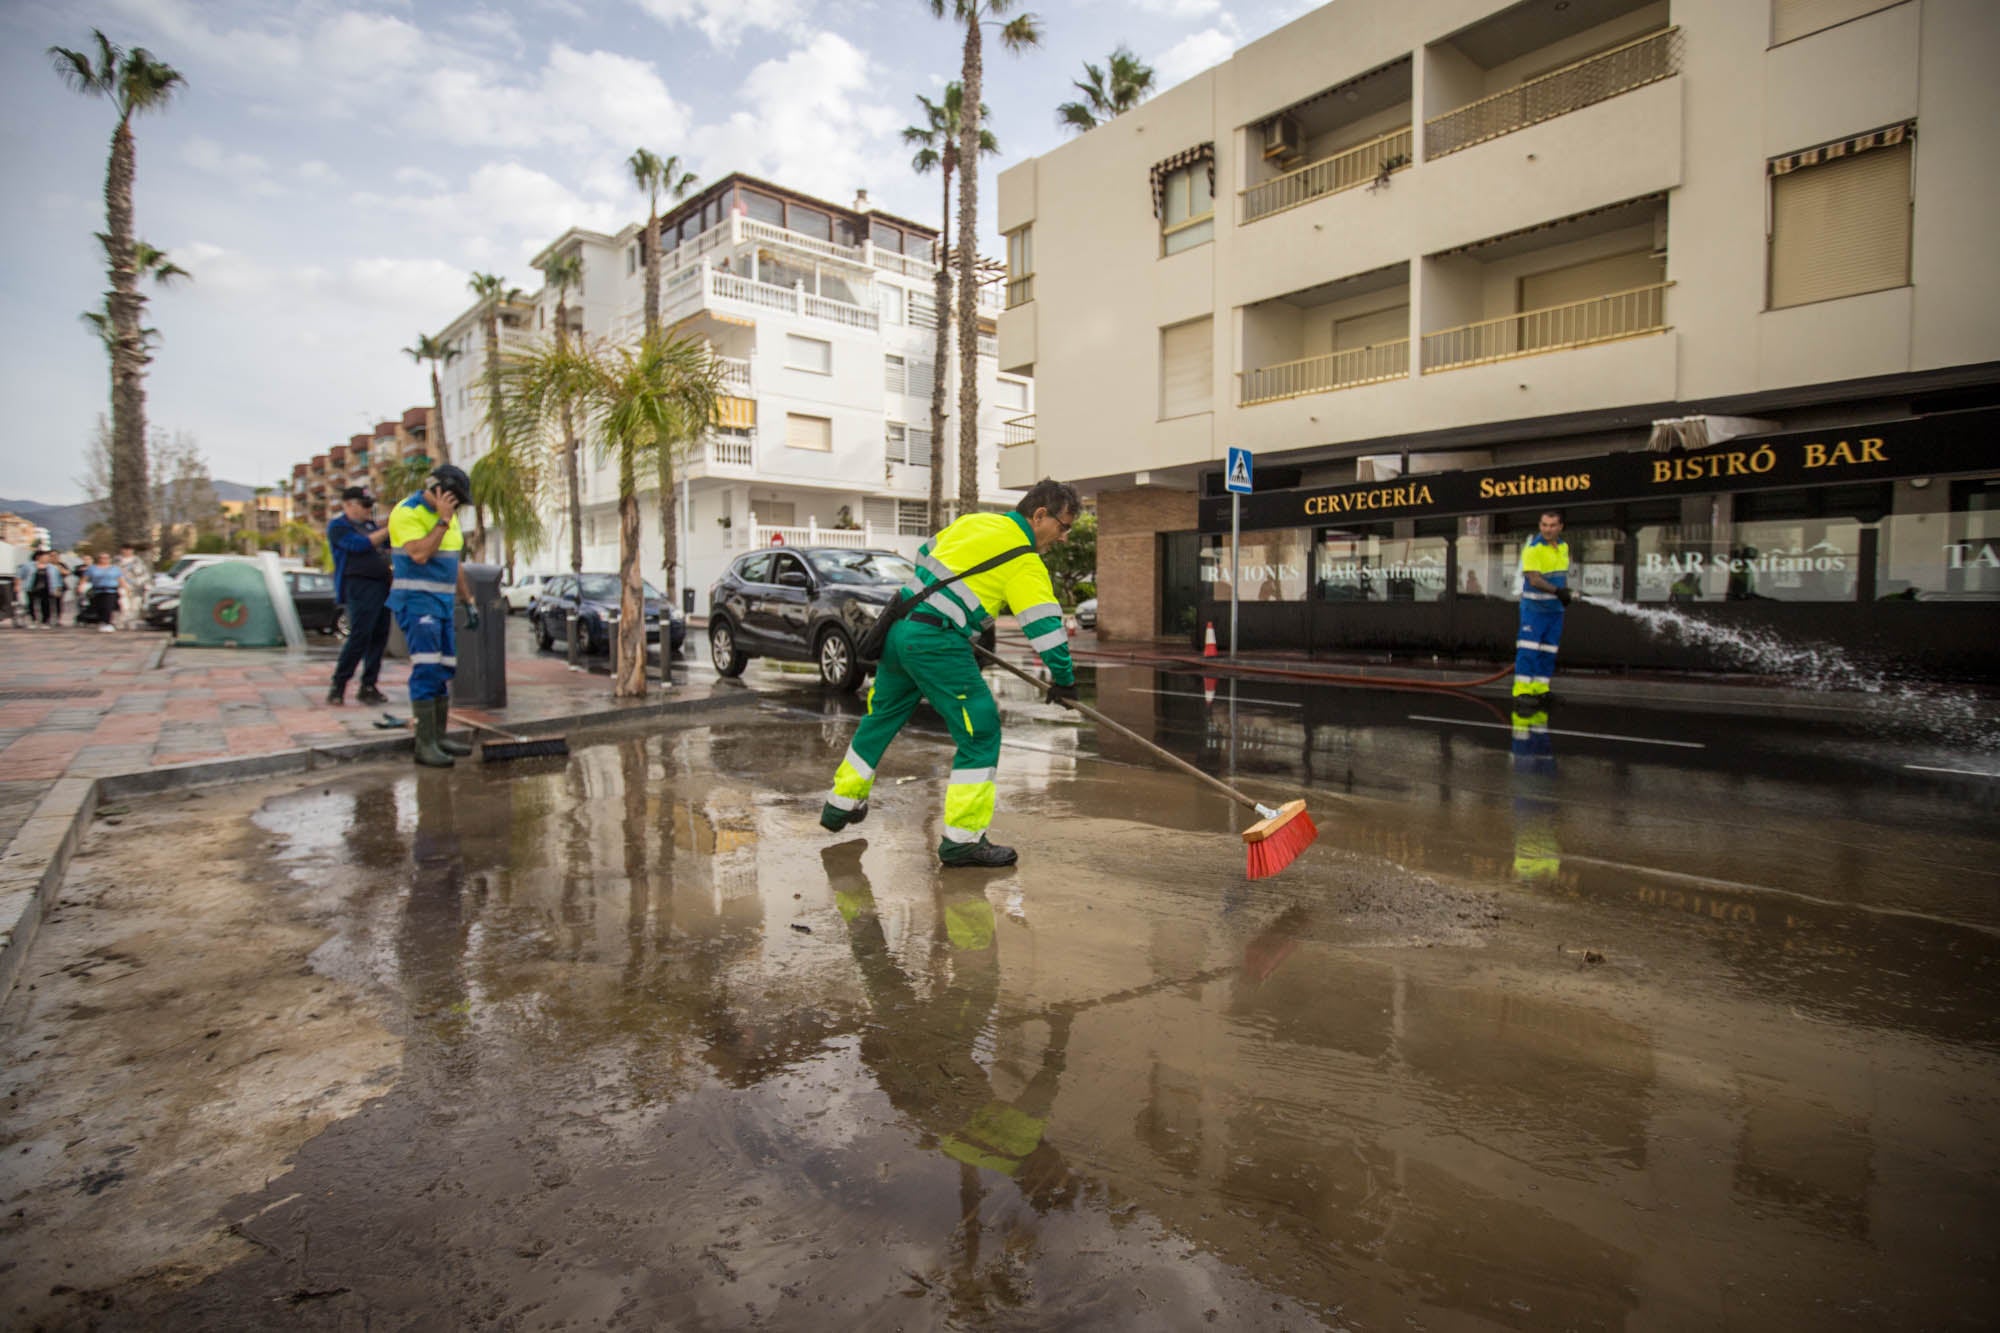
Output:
[1509,707,1560,883]
[1515,510,1571,705]
[824,841,1075,1211]
[399,773,478,1066]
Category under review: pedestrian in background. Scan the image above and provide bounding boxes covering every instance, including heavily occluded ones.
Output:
[325,486,393,707]
[388,466,478,767]
[84,551,123,633]
[116,543,152,630]
[25,551,64,627]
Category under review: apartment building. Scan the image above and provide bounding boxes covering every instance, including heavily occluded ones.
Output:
[432,173,1029,604]
[289,407,435,527]
[998,0,2000,679]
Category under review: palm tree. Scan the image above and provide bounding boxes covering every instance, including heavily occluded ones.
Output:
[1056,45,1155,133]
[537,249,588,665]
[467,270,524,558]
[470,449,544,584]
[904,84,997,531]
[499,332,720,699]
[402,333,459,466]
[928,1,1041,517]
[628,149,699,610]
[49,30,185,550]
[627,148,698,336]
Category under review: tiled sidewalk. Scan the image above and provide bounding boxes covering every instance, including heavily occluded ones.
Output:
[0,620,764,1000]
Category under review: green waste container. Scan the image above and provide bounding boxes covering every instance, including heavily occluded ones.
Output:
[175,561,286,647]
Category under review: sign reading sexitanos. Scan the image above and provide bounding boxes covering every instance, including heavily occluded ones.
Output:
[1198,407,2000,534]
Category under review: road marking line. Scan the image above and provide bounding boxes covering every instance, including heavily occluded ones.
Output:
[1905,764,2000,778]
[1128,686,1302,709]
[1407,713,1705,749]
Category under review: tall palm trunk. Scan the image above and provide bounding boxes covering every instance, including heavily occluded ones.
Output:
[616,455,646,699]
[557,290,583,667]
[428,365,450,466]
[955,18,984,518]
[928,164,953,531]
[105,116,150,548]
[659,448,679,635]
[643,208,661,334]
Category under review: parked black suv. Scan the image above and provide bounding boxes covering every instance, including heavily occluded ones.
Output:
[530,572,685,656]
[708,546,917,691]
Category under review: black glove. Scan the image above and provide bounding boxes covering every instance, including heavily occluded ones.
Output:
[1554,588,1573,606]
[1046,681,1079,707]
[462,602,481,630]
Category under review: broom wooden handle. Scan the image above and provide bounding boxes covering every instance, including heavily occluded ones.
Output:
[972,643,1262,813]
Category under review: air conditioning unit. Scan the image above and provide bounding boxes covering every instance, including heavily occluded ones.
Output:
[1261,114,1304,163]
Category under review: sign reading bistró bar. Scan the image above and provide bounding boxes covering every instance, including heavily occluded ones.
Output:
[1198,407,2000,533]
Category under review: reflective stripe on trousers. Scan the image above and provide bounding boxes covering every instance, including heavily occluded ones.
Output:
[398,601,457,702]
[1512,597,1563,698]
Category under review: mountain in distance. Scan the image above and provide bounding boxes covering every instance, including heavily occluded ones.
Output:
[1,481,269,549]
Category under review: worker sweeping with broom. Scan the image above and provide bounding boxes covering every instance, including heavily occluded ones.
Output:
[821,478,1083,868]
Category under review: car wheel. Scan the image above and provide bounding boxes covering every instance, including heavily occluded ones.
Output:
[709,620,747,677]
[333,606,350,639]
[535,616,553,652]
[817,625,862,692]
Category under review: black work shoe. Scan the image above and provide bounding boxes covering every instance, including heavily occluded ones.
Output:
[326,683,346,706]
[940,837,1017,869]
[820,800,868,833]
[356,684,387,706]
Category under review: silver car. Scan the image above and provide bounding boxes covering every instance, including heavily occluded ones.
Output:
[1075,597,1097,629]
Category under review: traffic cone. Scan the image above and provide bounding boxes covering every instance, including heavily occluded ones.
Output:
[1203,676,1218,705]
[1203,622,1219,658]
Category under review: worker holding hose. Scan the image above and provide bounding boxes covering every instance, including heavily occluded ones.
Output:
[821,478,1082,868]
[1515,509,1571,705]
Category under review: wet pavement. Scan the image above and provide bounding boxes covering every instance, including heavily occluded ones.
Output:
[2,661,1997,1330]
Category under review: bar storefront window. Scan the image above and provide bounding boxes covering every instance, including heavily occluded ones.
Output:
[1878,477,2000,600]
[1315,523,1450,602]
[1202,530,1310,601]
[1457,509,1624,601]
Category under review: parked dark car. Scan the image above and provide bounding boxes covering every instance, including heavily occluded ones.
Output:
[708,546,928,692]
[529,572,684,656]
[287,570,342,634]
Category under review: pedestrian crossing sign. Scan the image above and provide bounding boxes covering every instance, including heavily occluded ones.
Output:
[1226,447,1253,495]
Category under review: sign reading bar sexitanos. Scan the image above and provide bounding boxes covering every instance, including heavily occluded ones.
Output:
[1198,407,2000,534]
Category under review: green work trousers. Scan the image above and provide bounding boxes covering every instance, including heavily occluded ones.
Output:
[827,619,1002,857]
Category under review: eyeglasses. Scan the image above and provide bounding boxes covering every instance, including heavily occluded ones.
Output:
[1051,513,1075,535]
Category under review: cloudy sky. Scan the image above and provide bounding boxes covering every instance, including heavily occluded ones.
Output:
[1,0,1312,503]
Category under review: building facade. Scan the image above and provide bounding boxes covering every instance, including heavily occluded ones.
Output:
[431,173,1030,605]
[290,408,435,527]
[998,0,2000,679]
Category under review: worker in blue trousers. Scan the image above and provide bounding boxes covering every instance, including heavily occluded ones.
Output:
[388,465,479,768]
[1515,509,1572,706]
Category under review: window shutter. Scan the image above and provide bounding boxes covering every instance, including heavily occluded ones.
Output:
[786,334,831,373]
[898,501,930,535]
[1769,140,1911,309]
[885,355,906,394]
[1333,304,1410,351]
[785,413,832,451]
[910,291,938,330]
[908,427,932,468]
[863,497,896,529]
[1160,317,1214,418]
[1518,254,1662,312]
[885,422,907,463]
[1772,0,1897,44]
[910,358,935,400]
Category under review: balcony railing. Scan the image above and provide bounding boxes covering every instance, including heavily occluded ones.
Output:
[873,248,936,278]
[747,519,910,551]
[645,266,882,334]
[707,432,754,468]
[1240,339,1410,405]
[1421,281,1672,372]
[1005,275,1034,308]
[739,218,868,268]
[717,355,752,392]
[1002,414,1036,447]
[1426,27,1682,158]
[1242,126,1413,223]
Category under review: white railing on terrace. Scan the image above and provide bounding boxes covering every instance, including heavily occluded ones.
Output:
[1242,126,1413,223]
[716,355,751,392]
[707,432,754,467]
[872,249,937,278]
[1426,27,1682,158]
[1240,339,1410,404]
[739,217,868,267]
[1421,281,1672,372]
[1002,414,1036,447]
[748,519,904,550]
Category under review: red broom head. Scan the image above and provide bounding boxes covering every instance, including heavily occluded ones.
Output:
[1243,800,1318,880]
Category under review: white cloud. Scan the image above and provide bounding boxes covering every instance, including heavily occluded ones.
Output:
[182,137,269,176]
[633,0,808,48]
[355,162,628,266]
[1128,0,1226,18]
[312,11,427,78]
[1152,19,1244,88]
[395,166,449,190]
[690,33,901,207]
[297,160,340,184]
[539,45,692,149]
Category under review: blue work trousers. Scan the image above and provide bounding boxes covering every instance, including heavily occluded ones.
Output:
[332,578,391,690]
[397,598,457,703]
[1513,597,1564,699]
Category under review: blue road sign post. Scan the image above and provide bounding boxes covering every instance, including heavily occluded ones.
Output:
[1225,448,1252,660]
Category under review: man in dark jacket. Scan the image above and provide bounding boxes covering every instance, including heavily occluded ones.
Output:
[326,486,393,705]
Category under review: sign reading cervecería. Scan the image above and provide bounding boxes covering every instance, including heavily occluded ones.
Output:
[1197,407,1999,534]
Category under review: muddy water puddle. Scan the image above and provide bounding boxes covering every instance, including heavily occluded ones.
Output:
[3,713,1997,1329]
